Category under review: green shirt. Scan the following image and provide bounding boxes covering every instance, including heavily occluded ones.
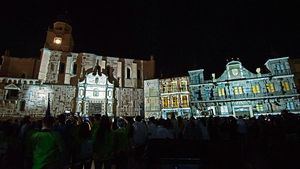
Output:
[31,130,63,169]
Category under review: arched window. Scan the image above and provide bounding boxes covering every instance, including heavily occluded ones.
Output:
[127,67,131,79]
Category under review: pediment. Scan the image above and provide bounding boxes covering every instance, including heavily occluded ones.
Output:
[4,84,20,90]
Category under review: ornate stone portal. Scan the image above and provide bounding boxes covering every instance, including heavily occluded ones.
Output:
[76,66,114,116]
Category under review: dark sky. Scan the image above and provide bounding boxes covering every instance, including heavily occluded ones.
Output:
[1,1,300,78]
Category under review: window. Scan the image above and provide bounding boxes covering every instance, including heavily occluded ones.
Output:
[181,95,188,107]
[287,102,295,110]
[171,82,177,92]
[172,96,179,108]
[162,84,168,93]
[50,63,55,71]
[59,63,65,74]
[281,81,290,91]
[220,106,229,114]
[6,90,19,100]
[95,77,99,84]
[233,86,243,95]
[256,103,264,112]
[137,69,141,79]
[181,81,187,91]
[252,84,260,94]
[266,83,275,93]
[167,83,172,93]
[126,68,131,79]
[93,89,99,97]
[162,97,169,108]
[218,88,225,96]
[72,63,77,75]
[79,89,84,96]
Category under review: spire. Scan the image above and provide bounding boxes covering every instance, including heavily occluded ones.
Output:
[45,93,51,117]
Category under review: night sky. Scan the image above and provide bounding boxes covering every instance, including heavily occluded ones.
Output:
[1,1,300,78]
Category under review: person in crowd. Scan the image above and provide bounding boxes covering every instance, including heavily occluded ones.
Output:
[183,116,201,140]
[153,118,174,139]
[147,117,157,139]
[30,116,64,169]
[132,115,148,169]
[73,121,93,169]
[93,115,114,169]
[114,117,130,169]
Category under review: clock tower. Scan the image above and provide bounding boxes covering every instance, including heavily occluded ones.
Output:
[44,21,74,52]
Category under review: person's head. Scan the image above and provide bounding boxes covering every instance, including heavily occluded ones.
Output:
[117,118,126,128]
[134,115,142,122]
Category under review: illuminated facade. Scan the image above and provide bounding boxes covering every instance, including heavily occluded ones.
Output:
[0,21,155,117]
[144,76,191,119]
[144,79,161,118]
[189,57,300,117]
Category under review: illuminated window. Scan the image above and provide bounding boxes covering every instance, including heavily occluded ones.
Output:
[256,103,264,112]
[182,95,188,107]
[287,102,295,110]
[233,86,243,95]
[281,81,290,91]
[172,96,178,108]
[172,82,178,92]
[220,106,228,114]
[266,83,275,93]
[218,88,225,96]
[93,89,99,97]
[181,81,187,91]
[252,84,260,94]
[162,97,169,108]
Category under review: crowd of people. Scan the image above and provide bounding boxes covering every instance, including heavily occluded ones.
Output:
[0,110,299,169]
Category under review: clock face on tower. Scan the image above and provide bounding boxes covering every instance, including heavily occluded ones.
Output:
[53,37,62,45]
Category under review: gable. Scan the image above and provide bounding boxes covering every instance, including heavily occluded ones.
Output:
[4,84,21,90]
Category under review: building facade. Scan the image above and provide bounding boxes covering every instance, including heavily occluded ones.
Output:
[144,79,161,118]
[0,21,155,117]
[144,76,191,119]
[189,57,300,117]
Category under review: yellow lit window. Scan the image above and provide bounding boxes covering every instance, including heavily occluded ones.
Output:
[218,88,225,96]
[282,81,290,91]
[256,104,264,111]
[162,97,169,108]
[182,95,188,107]
[172,96,178,108]
[252,85,260,94]
[234,86,243,95]
[266,83,275,93]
